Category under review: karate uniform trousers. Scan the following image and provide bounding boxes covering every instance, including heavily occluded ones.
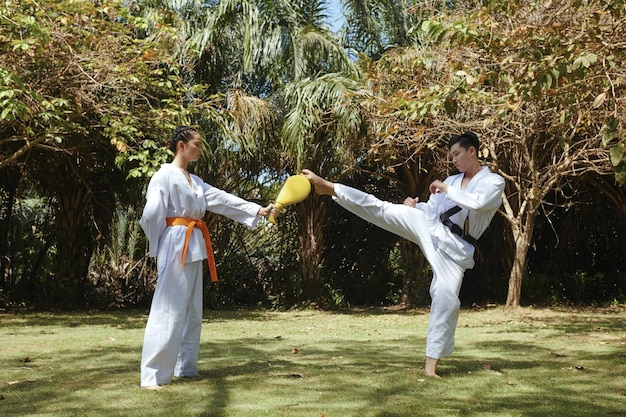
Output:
[140,252,204,385]
[333,181,487,359]
[139,163,261,387]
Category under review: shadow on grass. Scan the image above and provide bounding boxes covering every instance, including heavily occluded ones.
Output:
[0,310,148,329]
[1,308,624,417]
[539,314,626,334]
[0,308,286,330]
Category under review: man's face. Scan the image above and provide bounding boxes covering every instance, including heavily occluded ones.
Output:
[449,143,475,173]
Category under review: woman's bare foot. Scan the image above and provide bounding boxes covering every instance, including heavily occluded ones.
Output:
[424,357,441,378]
[141,385,164,390]
[301,169,336,196]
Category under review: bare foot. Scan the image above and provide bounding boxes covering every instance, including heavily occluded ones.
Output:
[301,169,336,196]
[141,385,164,390]
[424,357,441,379]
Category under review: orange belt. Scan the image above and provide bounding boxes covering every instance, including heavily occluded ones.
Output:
[166,217,218,282]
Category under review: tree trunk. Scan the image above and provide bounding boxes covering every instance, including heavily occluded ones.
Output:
[0,167,19,288]
[295,192,329,303]
[505,213,536,307]
[52,177,94,308]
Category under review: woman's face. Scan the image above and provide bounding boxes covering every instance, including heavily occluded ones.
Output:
[178,132,202,162]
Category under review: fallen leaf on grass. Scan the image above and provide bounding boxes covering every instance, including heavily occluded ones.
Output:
[6,378,36,387]
[592,92,606,108]
[291,348,299,354]
[482,363,491,370]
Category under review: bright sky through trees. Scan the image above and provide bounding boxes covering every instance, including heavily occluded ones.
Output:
[326,0,345,32]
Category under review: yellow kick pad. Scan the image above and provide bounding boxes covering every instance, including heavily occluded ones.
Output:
[268,175,312,223]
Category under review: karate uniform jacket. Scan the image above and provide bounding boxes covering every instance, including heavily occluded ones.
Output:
[417,166,505,269]
[140,163,262,266]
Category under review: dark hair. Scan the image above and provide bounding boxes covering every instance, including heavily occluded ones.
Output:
[166,126,199,153]
[449,131,480,152]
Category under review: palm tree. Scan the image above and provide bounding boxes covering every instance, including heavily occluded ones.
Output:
[133,0,369,303]
[340,0,426,59]
[282,74,371,301]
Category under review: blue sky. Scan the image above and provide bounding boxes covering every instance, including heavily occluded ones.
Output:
[326,0,346,32]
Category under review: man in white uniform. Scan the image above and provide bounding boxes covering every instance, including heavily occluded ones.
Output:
[302,132,505,377]
[140,126,274,389]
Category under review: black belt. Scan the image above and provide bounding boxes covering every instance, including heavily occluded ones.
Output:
[439,205,479,247]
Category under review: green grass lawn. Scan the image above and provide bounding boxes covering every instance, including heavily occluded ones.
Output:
[1,306,624,417]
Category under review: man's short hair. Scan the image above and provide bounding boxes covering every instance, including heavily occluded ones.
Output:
[449,131,480,152]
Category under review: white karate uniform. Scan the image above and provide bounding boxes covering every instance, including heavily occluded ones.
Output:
[332,166,504,359]
[139,163,261,387]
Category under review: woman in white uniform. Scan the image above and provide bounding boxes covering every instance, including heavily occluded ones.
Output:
[139,126,274,389]
[301,132,505,378]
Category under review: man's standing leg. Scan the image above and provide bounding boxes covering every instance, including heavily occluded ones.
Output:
[424,253,465,377]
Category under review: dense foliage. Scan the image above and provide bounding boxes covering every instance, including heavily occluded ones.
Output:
[361,0,625,306]
[0,0,624,310]
[0,0,195,307]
